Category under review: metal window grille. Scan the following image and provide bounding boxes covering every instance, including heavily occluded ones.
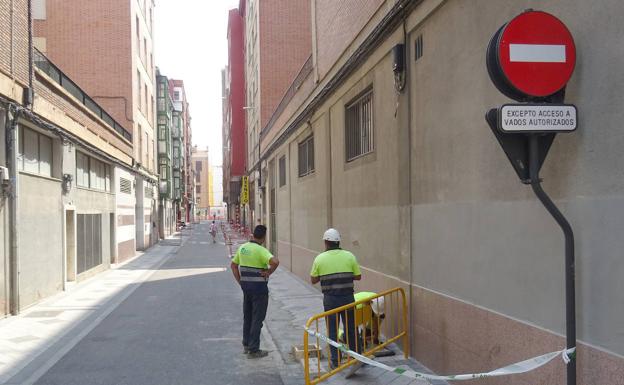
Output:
[77,214,102,274]
[145,185,153,198]
[120,177,132,194]
[345,89,374,162]
[298,136,314,177]
[279,156,286,187]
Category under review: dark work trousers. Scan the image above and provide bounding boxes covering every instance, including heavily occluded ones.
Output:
[324,294,359,366]
[242,291,269,352]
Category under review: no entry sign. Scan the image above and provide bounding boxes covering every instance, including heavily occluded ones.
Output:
[487,11,576,100]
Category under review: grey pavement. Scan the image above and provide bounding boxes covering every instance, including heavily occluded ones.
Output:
[1,223,444,385]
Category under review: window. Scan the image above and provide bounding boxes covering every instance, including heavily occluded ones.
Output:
[18,126,53,177]
[144,84,148,116]
[195,161,202,172]
[143,38,147,65]
[77,214,102,274]
[345,88,374,162]
[174,90,180,101]
[33,0,46,20]
[196,185,201,194]
[76,152,111,191]
[137,70,141,111]
[278,156,286,187]
[160,164,167,180]
[76,152,89,187]
[135,16,140,52]
[150,95,154,124]
[298,136,314,177]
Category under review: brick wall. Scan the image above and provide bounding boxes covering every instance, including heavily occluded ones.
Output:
[259,0,312,129]
[34,0,133,131]
[34,73,133,158]
[315,0,385,80]
[0,0,30,86]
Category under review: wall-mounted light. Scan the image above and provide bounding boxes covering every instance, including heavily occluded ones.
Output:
[62,173,73,194]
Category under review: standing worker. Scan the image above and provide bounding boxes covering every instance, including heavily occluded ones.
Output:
[209,221,217,243]
[310,228,362,369]
[231,225,279,358]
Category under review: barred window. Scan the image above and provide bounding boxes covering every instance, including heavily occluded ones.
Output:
[278,156,286,187]
[345,88,374,162]
[298,136,314,177]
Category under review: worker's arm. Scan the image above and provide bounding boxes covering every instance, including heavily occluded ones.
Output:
[261,256,280,277]
[353,274,362,281]
[310,275,320,285]
[231,262,241,284]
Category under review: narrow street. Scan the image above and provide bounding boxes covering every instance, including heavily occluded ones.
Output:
[28,223,283,385]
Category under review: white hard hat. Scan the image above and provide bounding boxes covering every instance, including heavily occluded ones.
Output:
[323,228,341,242]
[370,296,385,316]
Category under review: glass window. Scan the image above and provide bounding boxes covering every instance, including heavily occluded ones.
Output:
[23,127,39,174]
[39,135,52,176]
[76,152,89,187]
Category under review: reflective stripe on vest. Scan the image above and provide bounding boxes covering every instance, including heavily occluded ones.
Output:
[239,265,269,293]
[320,272,354,295]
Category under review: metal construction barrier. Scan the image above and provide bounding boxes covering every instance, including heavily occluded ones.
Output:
[303,288,408,385]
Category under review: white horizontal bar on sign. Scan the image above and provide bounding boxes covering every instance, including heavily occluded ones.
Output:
[509,44,566,63]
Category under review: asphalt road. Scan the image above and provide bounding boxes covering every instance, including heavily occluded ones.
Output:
[34,223,284,385]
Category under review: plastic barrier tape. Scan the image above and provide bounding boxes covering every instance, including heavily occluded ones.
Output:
[305,328,575,381]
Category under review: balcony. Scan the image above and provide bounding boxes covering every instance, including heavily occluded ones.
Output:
[34,49,133,142]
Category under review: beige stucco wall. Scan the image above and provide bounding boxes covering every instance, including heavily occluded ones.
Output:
[263,0,624,382]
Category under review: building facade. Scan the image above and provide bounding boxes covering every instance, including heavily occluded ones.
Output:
[192,146,210,219]
[241,0,311,232]
[224,7,246,226]
[0,0,141,315]
[235,1,624,384]
[169,79,194,225]
[156,70,175,237]
[33,0,159,259]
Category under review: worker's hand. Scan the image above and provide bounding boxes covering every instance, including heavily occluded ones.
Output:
[260,269,271,278]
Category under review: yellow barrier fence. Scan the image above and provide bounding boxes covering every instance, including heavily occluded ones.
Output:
[303,288,409,384]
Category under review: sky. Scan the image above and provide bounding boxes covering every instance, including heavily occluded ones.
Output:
[155,0,239,166]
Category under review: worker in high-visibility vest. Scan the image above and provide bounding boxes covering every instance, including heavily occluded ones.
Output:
[310,228,361,369]
[351,292,385,345]
[231,225,279,359]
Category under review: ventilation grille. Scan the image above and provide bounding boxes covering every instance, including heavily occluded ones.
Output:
[414,34,423,61]
[120,177,132,194]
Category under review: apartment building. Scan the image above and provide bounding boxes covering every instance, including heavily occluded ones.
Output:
[223,8,246,225]
[156,70,175,237]
[240,0,311,232]
[0,0,138,315]
[244,1,624,384]
[191,147,209,219]
[33,0,159,258]
[169,79,194,225]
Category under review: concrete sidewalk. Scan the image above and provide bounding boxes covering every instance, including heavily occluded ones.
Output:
[221,224,443,385]
[0,232,186,385]
[265,268,444,385]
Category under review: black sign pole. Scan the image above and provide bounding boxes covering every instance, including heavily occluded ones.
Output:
[528,134,576,385]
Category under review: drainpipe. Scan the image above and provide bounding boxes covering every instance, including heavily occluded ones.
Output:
[8,106,22,315]
[25,0,34,108]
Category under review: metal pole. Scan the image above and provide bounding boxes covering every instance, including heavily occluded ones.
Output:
[528,135,576,385]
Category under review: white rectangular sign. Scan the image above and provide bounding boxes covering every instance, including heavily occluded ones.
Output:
[500,104,577,133]
[509,44,566,63]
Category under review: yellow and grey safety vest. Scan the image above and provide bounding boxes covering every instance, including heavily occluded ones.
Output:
[232,241,273,294]
[310,249,362,296]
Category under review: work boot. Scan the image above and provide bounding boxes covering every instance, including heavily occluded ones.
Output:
[243,346,250,354]
[247,350,269,359]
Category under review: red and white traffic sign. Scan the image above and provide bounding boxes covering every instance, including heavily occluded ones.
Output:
[497,11,576,98]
